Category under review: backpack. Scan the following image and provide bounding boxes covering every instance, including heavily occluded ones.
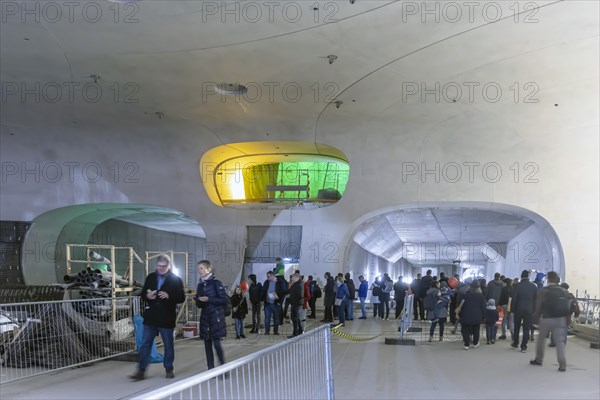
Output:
[195,293,232,316]
[543,286,571,318]
[346,280,356,300]
[423,292,436,311]
[223,295,232,317]
[372,285,382,297]
[314,285,322,298]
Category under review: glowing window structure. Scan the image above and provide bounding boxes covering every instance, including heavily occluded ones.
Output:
[200,142,350,209]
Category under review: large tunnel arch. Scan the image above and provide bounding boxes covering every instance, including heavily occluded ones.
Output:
[21,204,205,285]
[342,201,565,283]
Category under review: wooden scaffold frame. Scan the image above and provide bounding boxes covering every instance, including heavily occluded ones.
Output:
[65,243,143,325]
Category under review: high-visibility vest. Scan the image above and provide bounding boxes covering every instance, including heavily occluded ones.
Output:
[496,307,504,326]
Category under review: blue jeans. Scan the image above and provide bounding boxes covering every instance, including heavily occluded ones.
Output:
[486,324,498,341]
[264,303,279,334]
[337,300,346,324]
[430,318,445,338]
[234,318,245,336]
[138,325,174,372]
[346,299,354,320]
[359,297,366,317]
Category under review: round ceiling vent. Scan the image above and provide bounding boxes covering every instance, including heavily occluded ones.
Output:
[216,83,248,96]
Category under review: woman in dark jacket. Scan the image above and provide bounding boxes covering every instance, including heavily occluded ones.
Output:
[371,277,383,319]
[231,285,248,339]
[195,260,228,370]
[455,280,487,350]
[426,281,449,342]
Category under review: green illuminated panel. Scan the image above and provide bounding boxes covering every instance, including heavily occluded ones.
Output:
[215,161,349,206]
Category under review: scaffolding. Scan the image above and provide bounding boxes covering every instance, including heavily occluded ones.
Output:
[65,244,143,325]
[65,246,193,331]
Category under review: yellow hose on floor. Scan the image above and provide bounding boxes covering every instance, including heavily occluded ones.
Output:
[330,324,382,342]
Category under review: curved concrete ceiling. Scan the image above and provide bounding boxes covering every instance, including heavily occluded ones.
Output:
[3,1,596,149]
[353,207,533,263]
[343,201,566,283]
[344,200,564,258]
[1,1,598,294]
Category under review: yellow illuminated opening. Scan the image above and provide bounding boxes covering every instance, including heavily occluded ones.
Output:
[229,169,246,200]
[200,142,350,209]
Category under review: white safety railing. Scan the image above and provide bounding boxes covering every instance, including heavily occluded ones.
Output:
[131,325,336,400]
[0,295,201,384]
[0,297,140,384]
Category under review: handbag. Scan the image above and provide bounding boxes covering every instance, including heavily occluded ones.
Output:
[334,297,344,306]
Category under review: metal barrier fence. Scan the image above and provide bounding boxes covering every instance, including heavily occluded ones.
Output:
[576,297,600,326]
[0,296,140,384]
[0,295,199,384]
[131,325,335,400]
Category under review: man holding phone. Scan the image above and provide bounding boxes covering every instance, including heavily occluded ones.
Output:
[130,254,185,381]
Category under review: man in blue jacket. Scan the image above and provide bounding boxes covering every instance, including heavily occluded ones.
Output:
[130,254,185,380]
[262,271,280,335]
[357,275,369,319]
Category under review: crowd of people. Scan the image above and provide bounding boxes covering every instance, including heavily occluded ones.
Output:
[407,268,579,371]
[129,256,580,380]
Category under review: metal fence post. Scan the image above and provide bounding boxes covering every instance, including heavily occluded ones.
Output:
[324,326,336,400]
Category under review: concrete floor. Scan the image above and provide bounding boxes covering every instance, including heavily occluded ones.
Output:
[1,318,599,400]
